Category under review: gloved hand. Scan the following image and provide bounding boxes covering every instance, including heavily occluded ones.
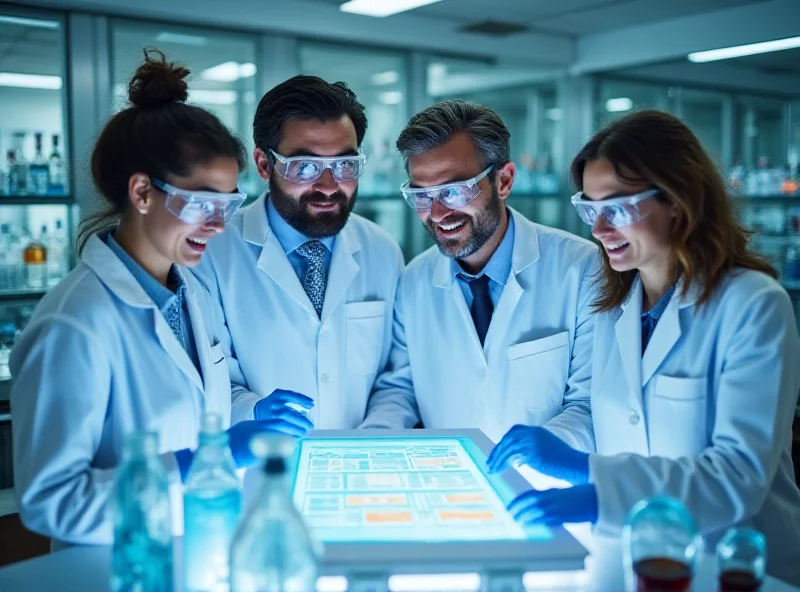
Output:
[175,414,314,479]
[486,425,590,485]
[253,389,315,434]
[508,484,599,526]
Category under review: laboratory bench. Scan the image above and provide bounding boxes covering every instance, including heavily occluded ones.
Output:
[0,429,798,592]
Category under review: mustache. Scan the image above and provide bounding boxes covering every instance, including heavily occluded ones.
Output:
[300,191,350,205]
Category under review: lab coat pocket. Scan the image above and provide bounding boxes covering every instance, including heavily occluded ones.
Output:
[206,342,232,424]
[649,374,708,458]
[507,331,570,425]
[346,301,386,375]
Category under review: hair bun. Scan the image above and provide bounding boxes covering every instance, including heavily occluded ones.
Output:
[128,48,190,108]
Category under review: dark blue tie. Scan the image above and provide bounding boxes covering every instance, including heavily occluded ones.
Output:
[466,274,493,346]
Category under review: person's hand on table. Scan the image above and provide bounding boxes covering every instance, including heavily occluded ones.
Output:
[176,389,314,478]
[253,389,315,435]
[486,424,590,485]
[508,484,599,526]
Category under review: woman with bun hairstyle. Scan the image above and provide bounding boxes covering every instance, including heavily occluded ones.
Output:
[10,49,309,548]
[488,110,800,585]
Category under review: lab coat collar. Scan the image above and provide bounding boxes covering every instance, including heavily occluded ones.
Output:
[432,207,540,289]
[617,274,699,388]
[242,192,271,247]
[82,233,157,309]
[82,233,205,391]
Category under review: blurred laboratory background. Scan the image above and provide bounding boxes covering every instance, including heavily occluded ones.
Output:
[0,0,799,523]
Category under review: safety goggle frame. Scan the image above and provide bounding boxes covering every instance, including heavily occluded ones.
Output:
[400,166,494,211]
[270,150,367,184]
[152,178,246,225]
[571,188,660,228]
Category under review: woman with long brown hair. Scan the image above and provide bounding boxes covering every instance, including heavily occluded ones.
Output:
[488,110,800,585]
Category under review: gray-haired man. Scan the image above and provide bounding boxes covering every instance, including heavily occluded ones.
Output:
[361,100,600,449]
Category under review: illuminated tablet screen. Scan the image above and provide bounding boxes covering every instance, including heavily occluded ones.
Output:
[291,437,552,544]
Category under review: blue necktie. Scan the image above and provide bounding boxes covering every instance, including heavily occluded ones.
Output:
[296,240,327,318]
[466,274,493,346]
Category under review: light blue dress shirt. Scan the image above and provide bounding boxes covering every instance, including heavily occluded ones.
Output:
[450,210,515,309]
[266,195,335,283]
[641,284,675,354]
[106,232,200,375]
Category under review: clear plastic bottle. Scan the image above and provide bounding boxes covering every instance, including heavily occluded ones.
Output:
[230,434,321,592]
[111,431,174,592]
[47,219,68,287]
[48,133,66,194]
[30,132,49,195]
[10,132,29,195]
[0,224,13,291]
[23,226,48,290]
[183,413,242,592]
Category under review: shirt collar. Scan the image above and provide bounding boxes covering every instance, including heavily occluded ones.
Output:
[451,208,515,284]
[266,193,335,256]
[642,284,675,321]
[106,232,184,311]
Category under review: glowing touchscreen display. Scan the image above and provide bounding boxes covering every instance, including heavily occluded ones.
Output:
[292,437,552,543]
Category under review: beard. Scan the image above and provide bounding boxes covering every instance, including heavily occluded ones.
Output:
[269,176,356,239]
[425,185,503,260]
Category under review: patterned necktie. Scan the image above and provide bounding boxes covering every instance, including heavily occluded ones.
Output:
[465,274,494,346]
[296,240,327,318]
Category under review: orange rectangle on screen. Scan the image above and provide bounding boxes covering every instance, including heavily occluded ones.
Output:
[438,510,495,522]
[445,493,486,504]
[347,494,408,507]
[366,511,413,524]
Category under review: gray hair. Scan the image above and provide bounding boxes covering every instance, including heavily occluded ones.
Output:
[396,100,510,170]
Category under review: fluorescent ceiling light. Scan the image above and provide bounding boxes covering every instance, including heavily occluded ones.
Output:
[688,36,800,63]
[606,97,633,112]
[189,90,238,105]
[0,16,58,29]
[370,70,399,85]
[340,0,444,18]
[0,73,62,90]
[156,32,208,46]
[200,61,257,82]
[379,90,404,105]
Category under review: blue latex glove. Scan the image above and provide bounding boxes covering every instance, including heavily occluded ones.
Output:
[486,425,590,485]
[508,484,599,526]
[254,389,315,432]
[174,414,314,480]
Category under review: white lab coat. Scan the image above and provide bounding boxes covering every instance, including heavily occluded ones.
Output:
[10,234,232,548]
[191,193,404,429]
[589,271,800,586]
[363,208,601,446]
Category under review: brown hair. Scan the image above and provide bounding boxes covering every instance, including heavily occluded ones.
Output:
[570,110,776,312]
[77,48,246,254]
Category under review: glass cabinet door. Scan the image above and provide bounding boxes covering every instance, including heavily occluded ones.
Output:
[0,8,71,389]
[299,42,412,257]
[110,20,260,195]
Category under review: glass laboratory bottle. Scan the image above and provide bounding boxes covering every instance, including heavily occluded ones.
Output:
[716,527,766,592]
[48,133,66,194]
[624,496,702,592]
[10,132,29,194]
[111,431,174,592]
[230,434,321,592]
[30,132,49,195]
[23,227,47,290]
[183,413,242,592]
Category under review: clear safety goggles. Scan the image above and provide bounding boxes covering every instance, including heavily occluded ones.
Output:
[270,150,366,184]
[571,188,659,228]
[400,166,494,211]
[152,179,246,225]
